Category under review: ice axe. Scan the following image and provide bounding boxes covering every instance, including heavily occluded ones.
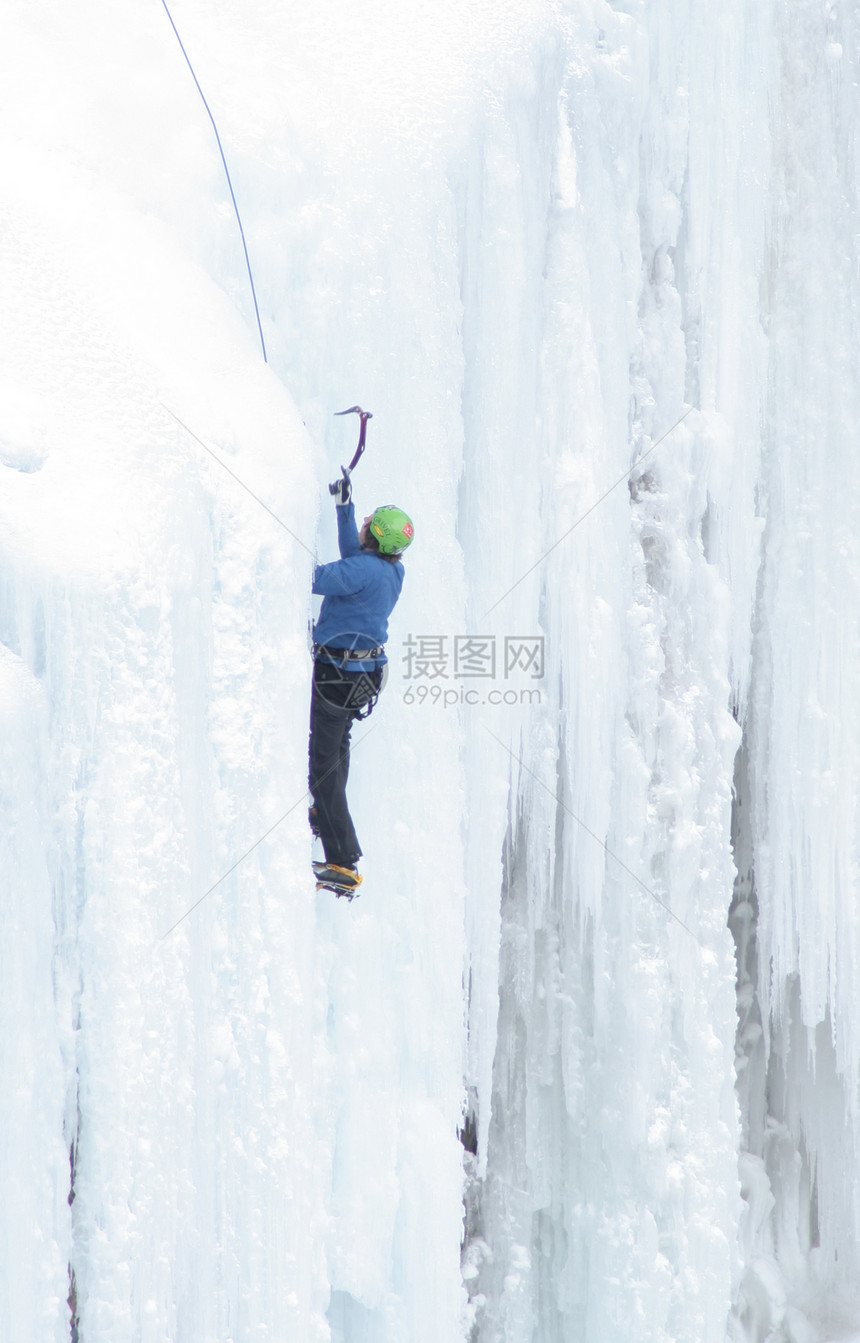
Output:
[329,405,373,493]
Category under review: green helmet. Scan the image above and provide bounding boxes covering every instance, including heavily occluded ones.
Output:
[369,505,414,556]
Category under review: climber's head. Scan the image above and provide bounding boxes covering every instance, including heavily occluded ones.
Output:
[360,506,415,559]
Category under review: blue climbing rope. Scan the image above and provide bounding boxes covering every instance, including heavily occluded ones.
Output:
[160,0,268,363]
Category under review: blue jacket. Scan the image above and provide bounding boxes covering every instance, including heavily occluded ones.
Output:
[312,503,404,669]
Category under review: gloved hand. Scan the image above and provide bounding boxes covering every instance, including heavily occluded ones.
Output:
[329,466,352,505]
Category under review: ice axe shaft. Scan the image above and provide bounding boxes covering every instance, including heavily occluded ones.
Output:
[330,406,373,490]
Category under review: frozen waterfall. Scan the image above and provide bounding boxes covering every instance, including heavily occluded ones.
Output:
[1,1,859,1340]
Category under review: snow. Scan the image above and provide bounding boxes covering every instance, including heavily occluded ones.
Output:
[1,0,859,1340]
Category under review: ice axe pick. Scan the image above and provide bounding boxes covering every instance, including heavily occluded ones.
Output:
[329,405,373,493]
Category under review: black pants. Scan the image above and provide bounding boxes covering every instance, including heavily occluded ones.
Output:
[308,661,383,868]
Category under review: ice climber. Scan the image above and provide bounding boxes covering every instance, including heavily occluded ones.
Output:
[309,467,414,897]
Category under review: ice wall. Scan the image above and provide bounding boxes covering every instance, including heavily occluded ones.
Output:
[2,0,860,1340]
[0,0,492,1338]
[458,1,860,1340]
[458,3,748,1337]
[731,1,860,1334]
[0,6,324,1333]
